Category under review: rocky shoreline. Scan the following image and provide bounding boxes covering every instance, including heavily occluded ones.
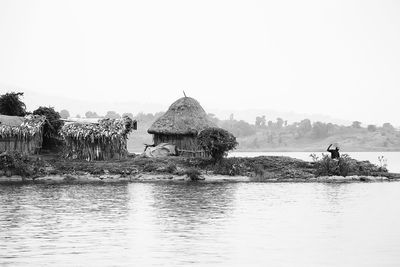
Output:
[1,153,399,184]
[0,173,397,184]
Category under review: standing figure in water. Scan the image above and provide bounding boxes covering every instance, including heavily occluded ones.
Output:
[327,144,340,159]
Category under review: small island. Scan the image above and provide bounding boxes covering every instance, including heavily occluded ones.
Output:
[1,151,399,183]
[0,92,399,184]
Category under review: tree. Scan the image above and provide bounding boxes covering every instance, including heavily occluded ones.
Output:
[59,109,70,119]
[105,111,121,119]
[297,119,312,136]
[0,92,26,116]
[255,115,266,128]
[276,118,284,128]
[367,124,377,132]
[312,121,329,138]
[198,127,238,162]
[249,137,259,148]
[207,113,220,125]
[352,121,362,128]
[85,111,101,118]
[134,112,156,123]
[326,123,335,134]
[382,123,395,132]
[220,119,255,137]
[33,107,63,150]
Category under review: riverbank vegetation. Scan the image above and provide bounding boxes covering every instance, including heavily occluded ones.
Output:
[310,153,387,177]
[1,151,398,182]
[1,91,400,183]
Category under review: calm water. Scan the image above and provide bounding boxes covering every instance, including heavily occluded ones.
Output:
[231,151,400,173]
[1,182,400,266]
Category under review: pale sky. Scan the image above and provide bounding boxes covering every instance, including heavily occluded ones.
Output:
[0,0,399,125]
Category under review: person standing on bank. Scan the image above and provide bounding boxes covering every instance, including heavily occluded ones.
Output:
[327,144,340,159]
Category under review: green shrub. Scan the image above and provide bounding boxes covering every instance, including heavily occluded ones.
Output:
[33,106,64,150]
[253,164,265,177]
[0,151,43,177]
[143,162,158,172]
[184,168,203,180]
[198,127,238,162]
[165,163,177,174]
[310,153,386,177]
[310,153,354,177]
[213,159,243,176]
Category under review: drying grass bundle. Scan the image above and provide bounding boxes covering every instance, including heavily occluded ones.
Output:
[60,116,136,161]
[148,97,214,135]
[0,114,46,154]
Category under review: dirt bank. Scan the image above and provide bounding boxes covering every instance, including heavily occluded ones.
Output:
[1,153,399,183]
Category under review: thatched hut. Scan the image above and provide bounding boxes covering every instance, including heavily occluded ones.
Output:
[148,97,214,157]
[60,116,137,161]
[0,114,46,154]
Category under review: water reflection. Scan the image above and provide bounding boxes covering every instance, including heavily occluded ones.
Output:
[151,183,236,223]
[125,183,238,266]
[0,184,130,266]
[1,182,400,266]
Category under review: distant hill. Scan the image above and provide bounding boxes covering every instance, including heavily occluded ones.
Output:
[127,113,400,153]
[208,108,353,126]
[219,118,400,152]
[236,129,400,152]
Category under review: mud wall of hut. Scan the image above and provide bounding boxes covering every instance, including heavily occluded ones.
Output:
[64,138,129,161]
[0,133,43,155]
[153,134,209,157]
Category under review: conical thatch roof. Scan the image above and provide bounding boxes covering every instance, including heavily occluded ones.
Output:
[148,97,214,135]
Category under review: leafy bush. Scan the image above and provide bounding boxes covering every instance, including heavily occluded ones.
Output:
[184,168,203,180]
[33,106,64,150]
[310,153,386,177]
[310,153,355,176]
[0,151,43,177]
[213,159,243,176]
[33,107,63,137]
[143,162,158,172]
[165,163,177,174]
[198,127,238,162]
[0,92,26,116]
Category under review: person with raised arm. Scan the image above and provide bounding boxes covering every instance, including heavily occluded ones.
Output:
[327,144,340,159]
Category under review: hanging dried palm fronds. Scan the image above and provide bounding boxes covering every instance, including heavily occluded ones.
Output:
[60,116,137,161]
[0,115,45,139]
[0,115,46,154]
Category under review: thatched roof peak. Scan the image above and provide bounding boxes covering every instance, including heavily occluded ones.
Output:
[148,96,214,135]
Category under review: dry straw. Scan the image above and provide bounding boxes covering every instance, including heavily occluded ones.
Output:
[148,97,214,136]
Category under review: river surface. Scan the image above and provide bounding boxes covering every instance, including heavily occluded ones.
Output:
[1,182,400,266]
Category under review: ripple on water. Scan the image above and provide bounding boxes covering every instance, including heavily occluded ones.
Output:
[1,182,400,266]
